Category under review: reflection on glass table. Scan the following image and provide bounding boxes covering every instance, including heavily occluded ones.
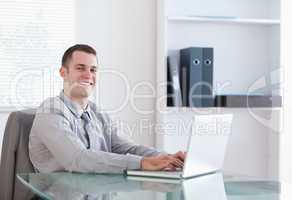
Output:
[17,172,280,200]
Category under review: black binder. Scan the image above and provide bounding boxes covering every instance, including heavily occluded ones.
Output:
[180,47,214,107]
[202,47,214,106]
[167,57,174,106]
[167,56,182,107]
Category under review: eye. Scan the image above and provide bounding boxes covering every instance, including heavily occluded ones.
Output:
[90,68,97,73]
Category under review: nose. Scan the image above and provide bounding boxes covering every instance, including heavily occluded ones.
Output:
[82,67,93,78]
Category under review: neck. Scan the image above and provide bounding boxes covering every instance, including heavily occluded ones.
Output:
[63,90,89,110]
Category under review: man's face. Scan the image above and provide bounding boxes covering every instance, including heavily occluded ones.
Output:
[60,51,97,98]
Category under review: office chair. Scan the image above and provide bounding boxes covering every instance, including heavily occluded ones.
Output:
[0,109,36,200]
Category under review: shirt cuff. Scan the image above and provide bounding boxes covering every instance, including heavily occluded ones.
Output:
[154,150,169,156]
[126,154,143,169]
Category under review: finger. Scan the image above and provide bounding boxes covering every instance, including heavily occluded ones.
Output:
[158,156,184,168]
[169,157,184,168]
[175,151,186,161]
[183,152,187,161]
[154,160,173,171]
[164,164,176,171]
[174,159,184,168]
[154,159,182,171]
[163,156,184,166]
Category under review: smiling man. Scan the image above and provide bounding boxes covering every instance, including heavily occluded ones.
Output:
[29,44,185,173]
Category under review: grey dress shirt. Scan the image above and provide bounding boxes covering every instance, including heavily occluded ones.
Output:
[29,91,163,173]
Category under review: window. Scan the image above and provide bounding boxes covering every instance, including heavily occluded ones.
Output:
[0,0,75,110]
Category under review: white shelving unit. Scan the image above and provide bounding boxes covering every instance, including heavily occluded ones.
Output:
[156,0,282,179]
[167,16,280,25]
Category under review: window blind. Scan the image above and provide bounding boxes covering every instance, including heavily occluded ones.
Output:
[0,0,75,110]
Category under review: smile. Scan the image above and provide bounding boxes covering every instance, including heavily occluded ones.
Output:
[78,81,94,86]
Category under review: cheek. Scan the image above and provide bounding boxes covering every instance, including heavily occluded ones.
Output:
[92,74,97,82]
[71,71,82,79]
[66,74,80,82]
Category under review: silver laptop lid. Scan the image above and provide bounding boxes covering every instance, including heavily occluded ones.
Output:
[182,114,233,178]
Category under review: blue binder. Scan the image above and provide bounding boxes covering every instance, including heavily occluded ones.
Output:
[180,47,214,107]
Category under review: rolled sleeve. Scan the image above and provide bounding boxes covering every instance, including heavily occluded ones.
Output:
[126,154,143,169]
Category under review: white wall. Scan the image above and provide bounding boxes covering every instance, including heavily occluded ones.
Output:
[279,1,292,198]
[0,0,157,159]
[0,114,9,160]
[75,0,157,146]
[281,0,292,185]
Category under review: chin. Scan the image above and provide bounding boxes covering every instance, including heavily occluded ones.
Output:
[70,86,93,98]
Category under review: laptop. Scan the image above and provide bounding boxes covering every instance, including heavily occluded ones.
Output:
[126,114,233,179]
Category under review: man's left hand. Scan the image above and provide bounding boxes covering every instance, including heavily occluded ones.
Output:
[170,151,187,162]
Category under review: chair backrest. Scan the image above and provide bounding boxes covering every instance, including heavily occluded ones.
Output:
[0,109,36,200]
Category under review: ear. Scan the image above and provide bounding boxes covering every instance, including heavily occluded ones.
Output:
[59,66,67,78]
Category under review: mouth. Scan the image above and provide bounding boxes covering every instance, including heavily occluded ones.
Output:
[78,81,94,86]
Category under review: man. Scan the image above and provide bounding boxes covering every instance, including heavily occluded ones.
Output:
[29,44,185,173]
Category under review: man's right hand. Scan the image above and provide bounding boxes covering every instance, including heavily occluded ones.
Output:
[140,155,184,171]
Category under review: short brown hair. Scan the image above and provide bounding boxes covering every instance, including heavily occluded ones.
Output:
[62,44,97,66]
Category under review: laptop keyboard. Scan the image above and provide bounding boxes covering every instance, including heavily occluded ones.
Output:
[163,168,182,172]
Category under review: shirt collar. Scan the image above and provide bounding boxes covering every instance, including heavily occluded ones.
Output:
[59,90,91,119]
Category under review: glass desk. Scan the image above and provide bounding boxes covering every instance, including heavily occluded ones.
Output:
[17,172,281,200]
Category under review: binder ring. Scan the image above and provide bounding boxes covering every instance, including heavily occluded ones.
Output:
[204,59,212,65]
[193,59,200,65]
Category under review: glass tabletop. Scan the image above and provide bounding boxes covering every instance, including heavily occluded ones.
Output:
[17,172,281,200]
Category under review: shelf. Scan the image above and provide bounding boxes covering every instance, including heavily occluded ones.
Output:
[167,95,282,108]
[167,16,280,25]
[161,107,282,115]
[214,95,282,108]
